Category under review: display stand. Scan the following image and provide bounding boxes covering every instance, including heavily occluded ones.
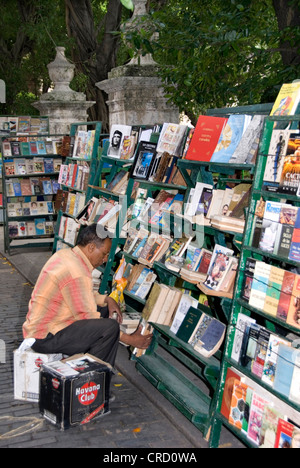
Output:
[92,106,271,438]
[51,121,102,252]
[209,114,300,448]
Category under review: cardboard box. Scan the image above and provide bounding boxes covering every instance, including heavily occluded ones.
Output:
[14,348,62,402]
[39,354,113,430]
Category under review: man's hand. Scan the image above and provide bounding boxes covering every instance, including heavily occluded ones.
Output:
[120,325,153,349]
[105,296,123,324]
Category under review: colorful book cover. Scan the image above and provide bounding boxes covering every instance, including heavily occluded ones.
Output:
[286,274,300,330]
[270,82,300,116]
[274,419,295,448]
[185,115,228,162]
[262,334,291,387]
[210,114,251,163]
[249,261,271,311]
[277,270,295,322]
[229,380,249,430]
[259,200,281,253]
[247,392,269,446]
[263,266,285,317]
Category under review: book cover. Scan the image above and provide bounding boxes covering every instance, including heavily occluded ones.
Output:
[43,158,54,173]
[286,274,300,330]
[273,344,300,401]
[229,114,265,164]
[275,224,294,258]
[210,114,251,163]
[274,419,295,448]
[131,141,157,179]
[20,178,33,196]
[279,154,300,196]
[20,142,31,156]
[231,313,256,364]
[241,387,253,435]
[259,406,283,448]
[203,244,234,290]
[11,141,21,156]
[262,334,291,387]
[249,261,271,311]
[156,123,187,156]
[12,180,22,196]
[4,159,15,176]
[247,392,269,446]
[229,380,249,430]
[34,218,46,235]
[277,270,295,322]
[220,367,242,420]
[259,200,282,253]
[241,257,256,303]
[15,158,26,175]
[107,125,132,158]
[289,207,300,261]
[170,294,199,335]
[270,82,300,116]
[263,266,285,317]
[37,140,47,155]
[192,317,226,357]
[252,327,271,378]
[185,115,228,162]
[262,128,290,192]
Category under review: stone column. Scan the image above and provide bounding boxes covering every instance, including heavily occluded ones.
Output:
[32,47,95,135]
[96,0,179,127]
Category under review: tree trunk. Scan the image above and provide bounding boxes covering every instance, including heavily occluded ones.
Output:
[65,0,123,132]
[272,0,300,67]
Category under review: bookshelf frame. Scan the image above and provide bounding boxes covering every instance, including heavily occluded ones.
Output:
[209,114,300,448]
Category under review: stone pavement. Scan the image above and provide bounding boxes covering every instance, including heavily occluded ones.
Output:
[0,231,245,449]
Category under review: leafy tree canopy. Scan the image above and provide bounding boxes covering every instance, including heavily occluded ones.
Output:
[0,0,299,125]
[123,0,300,123]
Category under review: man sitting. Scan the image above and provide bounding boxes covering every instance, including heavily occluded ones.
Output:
[22,224,152,368]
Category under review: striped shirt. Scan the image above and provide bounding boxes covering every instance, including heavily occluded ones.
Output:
[23,246,107,339]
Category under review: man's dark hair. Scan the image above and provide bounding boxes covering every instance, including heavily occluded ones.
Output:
[76,224,110,247]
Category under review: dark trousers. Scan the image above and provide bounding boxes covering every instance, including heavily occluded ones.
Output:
[32,307,120,367]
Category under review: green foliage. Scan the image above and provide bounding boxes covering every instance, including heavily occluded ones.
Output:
[123,0,300,123]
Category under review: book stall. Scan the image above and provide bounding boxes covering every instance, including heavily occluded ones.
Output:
[1,119,102,254]
[29,81,300,447]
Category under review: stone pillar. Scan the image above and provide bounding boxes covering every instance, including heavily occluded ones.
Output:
[96,0,179,127]
[32,47,95,135]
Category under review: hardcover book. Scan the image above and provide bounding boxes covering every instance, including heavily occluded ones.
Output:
[185,115,228,162]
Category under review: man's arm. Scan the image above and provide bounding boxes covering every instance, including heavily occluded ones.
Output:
[119,326,153,349]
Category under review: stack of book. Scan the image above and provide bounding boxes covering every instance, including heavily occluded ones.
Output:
[7,200,54,217]
[221,364,300,447]
[58,162,90,192]
[242,257,300,330]
[3,157,62,175]
[8,219,54,238]
[1,137,69,157]
[251,199,300,262]
[183,181,252,233]
[54,190,86,218]
[5,177,60,197]
[0,115,49,134]
[132,282,226,359]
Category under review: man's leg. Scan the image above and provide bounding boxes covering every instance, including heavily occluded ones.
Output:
[32,319,120,367]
